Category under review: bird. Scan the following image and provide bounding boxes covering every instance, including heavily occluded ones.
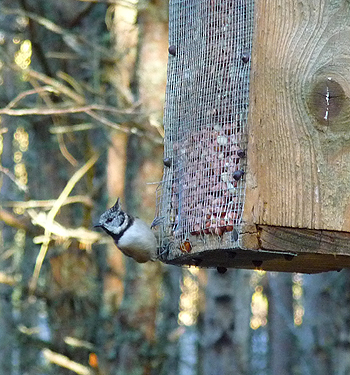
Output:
[95,198,158,263]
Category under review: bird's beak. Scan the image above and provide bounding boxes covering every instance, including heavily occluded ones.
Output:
[94,224,102,228]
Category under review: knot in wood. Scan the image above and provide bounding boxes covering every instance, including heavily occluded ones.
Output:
[307,77,346,127]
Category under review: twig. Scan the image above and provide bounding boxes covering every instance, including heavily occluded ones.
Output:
[5,86,58,109]
[0,105,162,143]
[64,336,94,351]
[0,208,37,234]
[42,349,93,375]
[86,109,164,145]
[29,153,99,294]
[2,8,66,35]
[0,104,140,116]
[2,195,93,209]
[2,7,113,60]
[56,71,84,97]
[27,209,102,246]
[77,0,136,7]
[25,68,86,104]
[77,0,118,3]
[0,272,18,286]
[0,165,28,192]
[49,123,97,134]
[27,73,80,166]
[85,108,125,131]
[23,73,79,166]
[56,133,78,166]
[45,52,80,60]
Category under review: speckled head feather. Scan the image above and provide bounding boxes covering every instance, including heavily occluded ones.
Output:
[95,198,157,263]
[95,199,134,242]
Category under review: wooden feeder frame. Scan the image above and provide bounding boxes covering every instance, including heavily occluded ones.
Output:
[155,0,350,273]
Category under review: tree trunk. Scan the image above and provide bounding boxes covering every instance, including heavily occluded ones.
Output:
[0,122,15,375]
[299,272,350,375]
[268,273,295,375]
[201,269,251,375]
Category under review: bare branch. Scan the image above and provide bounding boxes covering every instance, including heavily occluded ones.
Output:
[2,196,93,209]
[0,104,164,143]
[29,153,100,294]
[49,123,97,134]
[45,52,80,60]
[23,71,80,166]
[76,0,135,7]
[77,0,118,3]
[27,209,102,246]
[0,86,164,143]
[0,104,140,116]
[3,7,114,60]
[25,68,86,104]
[85,108,126,131]
[0,208,38,234]
[0,272,18,286]
[5,86,59,110]
[56,133,79,166]
[0,165,28,192]
[86,109,164,144]
[64,336,94,351]
[56,71,84,97]
[42,349,93,375]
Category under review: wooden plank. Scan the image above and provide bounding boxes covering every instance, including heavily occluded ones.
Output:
[162,0,350,272]
[166,248,350,273]
[258,225,350,255]
[244,0,350,231]
[165,225,350,272]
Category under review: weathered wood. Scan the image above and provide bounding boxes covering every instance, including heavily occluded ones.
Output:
[161,0,350,272]
[244,0,350,231]
[258,225,350,256]
[166,225,350,272]
[166,249,350,274]
[236,0,350,271]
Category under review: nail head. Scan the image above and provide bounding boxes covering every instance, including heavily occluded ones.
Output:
[168,45,176,56]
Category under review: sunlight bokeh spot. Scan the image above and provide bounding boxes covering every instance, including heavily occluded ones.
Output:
[14,40,32,70]
[292,273,304,326]
[178,268,199,326]
[250,286,268,330]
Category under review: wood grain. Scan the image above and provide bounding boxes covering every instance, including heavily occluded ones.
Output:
[166,225,350,273]
[164,0,350,271]
[244,0,350,231]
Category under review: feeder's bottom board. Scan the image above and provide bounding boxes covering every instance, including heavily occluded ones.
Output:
[162,225,350,273]
[164,248,350,273]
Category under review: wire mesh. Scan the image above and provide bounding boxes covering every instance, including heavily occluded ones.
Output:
[156,0,255,262]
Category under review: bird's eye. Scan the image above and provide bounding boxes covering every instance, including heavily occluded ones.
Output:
[106,217,113,224]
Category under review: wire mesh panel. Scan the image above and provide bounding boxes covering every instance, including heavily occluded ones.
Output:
[156,0,255,266]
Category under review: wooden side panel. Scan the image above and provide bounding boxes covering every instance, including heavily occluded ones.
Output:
[244,0,350,231]
[167,224,350,272]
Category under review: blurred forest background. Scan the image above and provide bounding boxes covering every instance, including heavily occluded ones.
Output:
[0,0,350,374]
